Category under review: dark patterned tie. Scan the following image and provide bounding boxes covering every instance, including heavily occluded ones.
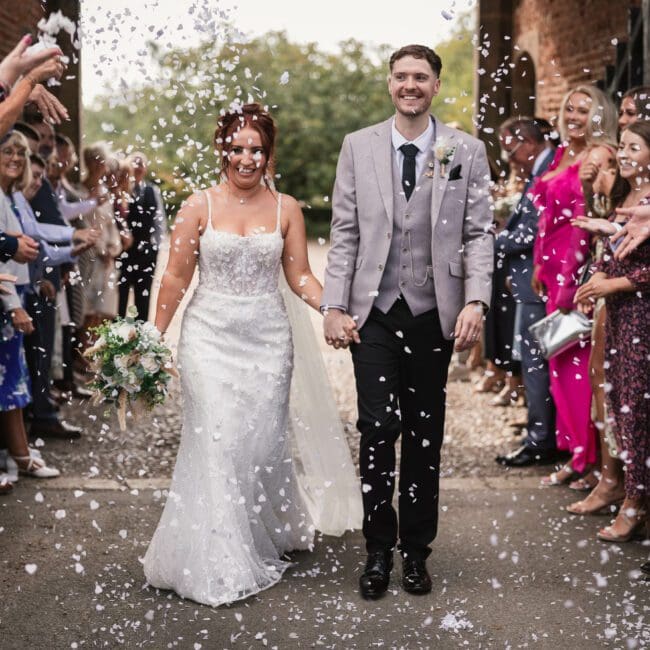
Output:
[399,143,419,200]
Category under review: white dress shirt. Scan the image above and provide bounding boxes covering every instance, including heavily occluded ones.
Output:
[391,117,435,180]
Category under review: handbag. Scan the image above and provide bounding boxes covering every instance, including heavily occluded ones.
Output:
[528,309,592,360]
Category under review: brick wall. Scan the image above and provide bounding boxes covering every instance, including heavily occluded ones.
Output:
[513,0,641,121]
[0,1,45,59]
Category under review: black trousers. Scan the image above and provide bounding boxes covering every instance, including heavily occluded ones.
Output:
[351,299,454,559]
[118,258,156,320]
[24,292,57,421]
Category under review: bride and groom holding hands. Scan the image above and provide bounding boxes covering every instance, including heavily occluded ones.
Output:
[142,44,493,605]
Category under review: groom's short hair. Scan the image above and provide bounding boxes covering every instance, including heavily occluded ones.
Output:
[389,45,442,77]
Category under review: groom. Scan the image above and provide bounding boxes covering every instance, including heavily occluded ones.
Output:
[322,45,493,598]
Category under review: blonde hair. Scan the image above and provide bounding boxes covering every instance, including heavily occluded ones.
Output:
[1,131,32,192]
[82,142,109,179]
[558,85,618,147]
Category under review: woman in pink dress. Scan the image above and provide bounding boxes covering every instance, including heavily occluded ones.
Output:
[531,85,618,486]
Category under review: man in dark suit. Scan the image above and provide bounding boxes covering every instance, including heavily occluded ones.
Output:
[118,152,165,320]
[495,117,558,467]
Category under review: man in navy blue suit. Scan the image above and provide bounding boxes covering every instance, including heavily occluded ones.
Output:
[495,117,559,467]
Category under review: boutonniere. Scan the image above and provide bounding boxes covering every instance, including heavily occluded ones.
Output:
[434,137,457,178]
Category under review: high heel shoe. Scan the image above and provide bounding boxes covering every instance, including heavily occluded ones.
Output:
[7,454,60,479]
[473,372,504,394]
[597,508,648,543]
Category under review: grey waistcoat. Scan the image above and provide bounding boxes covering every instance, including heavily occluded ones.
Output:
[374,148,436,316]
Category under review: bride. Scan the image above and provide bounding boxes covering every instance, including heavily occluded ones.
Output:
[143,103,362,606]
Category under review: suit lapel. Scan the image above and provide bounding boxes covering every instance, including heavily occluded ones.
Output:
[430,120,458,231]
[371,118,395,225]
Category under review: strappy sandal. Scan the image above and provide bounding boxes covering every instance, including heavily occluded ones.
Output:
[540,464,576,487]
[566,492,624,515]
[568,475,599,492]
[597,509,648,543]
[7,455,60,479]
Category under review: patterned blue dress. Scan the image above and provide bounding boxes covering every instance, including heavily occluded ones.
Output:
[0,287,32,411]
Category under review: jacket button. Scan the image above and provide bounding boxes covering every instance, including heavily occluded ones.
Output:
[386,233,391,239]
[378,264,384,271]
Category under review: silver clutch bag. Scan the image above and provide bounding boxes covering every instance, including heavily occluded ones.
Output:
[528,309,592,360]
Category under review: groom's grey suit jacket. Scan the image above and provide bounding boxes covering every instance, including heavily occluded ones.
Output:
[322,117,494,338]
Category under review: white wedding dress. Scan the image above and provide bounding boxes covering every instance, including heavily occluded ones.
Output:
[143,191,361,607]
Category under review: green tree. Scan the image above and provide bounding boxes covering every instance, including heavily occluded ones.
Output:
[84,15,475,221]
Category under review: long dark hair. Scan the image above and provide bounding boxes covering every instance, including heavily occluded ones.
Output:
[621,85,650,123]
[611,120,650,207]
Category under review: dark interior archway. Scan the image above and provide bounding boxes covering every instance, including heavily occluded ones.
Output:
[510,51,536,117]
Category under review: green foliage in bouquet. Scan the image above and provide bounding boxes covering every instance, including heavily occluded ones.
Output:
[84,306,176,428]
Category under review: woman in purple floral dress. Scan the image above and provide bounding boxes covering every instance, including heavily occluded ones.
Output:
[575,120,650,542]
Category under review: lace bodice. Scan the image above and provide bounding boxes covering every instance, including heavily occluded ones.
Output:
[197,190,284,296]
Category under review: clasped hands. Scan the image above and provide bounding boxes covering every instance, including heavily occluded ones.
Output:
[323,309,360,349]
[323,303,484,352]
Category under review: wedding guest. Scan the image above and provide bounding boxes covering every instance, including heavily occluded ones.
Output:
[77,143,123,340]
[612,202,650,257]
[0,132,60,480]
[0,34,66,136]
[479,157,523,406]
[562,140,624,509]
[532,85,618,486]
[53,134,97,378]
[494,117,558,467]
[118,152,165,320]
[34,154,95,401]
[618,85,650,130]
[22,117,87,439]
[106,156,134,253]
[574,120,650,542]
[11,142,96,439]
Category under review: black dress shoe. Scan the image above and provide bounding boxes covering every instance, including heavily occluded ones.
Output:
[402,557,432,594]
[495,445,558,467]
[359,551,393,599]
[30,418,82,439]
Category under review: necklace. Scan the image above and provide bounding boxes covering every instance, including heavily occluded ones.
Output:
[226,182,263,205]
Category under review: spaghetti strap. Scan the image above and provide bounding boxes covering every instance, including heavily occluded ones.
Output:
[204,189,213,231]
[275,193,282,233]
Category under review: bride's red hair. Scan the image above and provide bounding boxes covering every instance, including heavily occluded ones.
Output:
[214,103,276,187]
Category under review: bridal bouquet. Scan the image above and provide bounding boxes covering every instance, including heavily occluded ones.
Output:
[83,306,176,429]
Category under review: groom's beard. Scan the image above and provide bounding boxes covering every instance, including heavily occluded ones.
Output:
[395,102,432,119]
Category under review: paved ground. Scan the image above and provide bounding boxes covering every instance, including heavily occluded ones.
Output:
[2,478,648,649]
[1,240,648,648]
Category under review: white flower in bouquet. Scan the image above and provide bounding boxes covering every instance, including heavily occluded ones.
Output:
[140,353,161,374]
[139,322,162,342]
[115,322,138,343]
